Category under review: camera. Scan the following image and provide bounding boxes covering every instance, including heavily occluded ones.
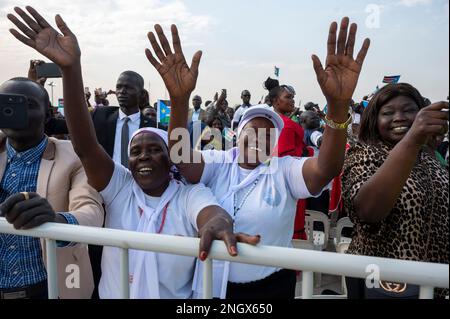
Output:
[0,94,29,130]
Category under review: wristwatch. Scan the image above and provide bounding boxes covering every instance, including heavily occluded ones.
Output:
[324,114,353,130]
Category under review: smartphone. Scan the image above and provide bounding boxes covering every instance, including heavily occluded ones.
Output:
[0,94,28,129]
[36,63,62,78]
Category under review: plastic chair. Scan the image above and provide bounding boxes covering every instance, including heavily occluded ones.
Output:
[305,210,331,251]
[334,217,354,247]
[305,210,331,288]
[336,242,351,296]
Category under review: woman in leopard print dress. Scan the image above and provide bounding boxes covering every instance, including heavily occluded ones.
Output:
[342,83,449,299]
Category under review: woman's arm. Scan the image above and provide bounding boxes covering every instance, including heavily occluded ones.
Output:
[8,6,114,191]
[303,17,370,195]
[145,24,205,183]
[354,102,449,223]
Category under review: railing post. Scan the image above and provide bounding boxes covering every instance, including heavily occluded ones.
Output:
[45,239,59,299]
[203,259,213,300]
[120,248,130,299]
[419,286,434,299]
[302,271,314,299]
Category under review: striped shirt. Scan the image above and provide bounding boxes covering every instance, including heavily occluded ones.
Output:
[0,137,78,289]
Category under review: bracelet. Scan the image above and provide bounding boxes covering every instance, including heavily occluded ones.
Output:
[324,114,352,130]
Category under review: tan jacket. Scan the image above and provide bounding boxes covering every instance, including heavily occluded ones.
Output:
[0,136,104,299]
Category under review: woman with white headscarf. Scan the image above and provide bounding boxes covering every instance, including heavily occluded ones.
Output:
[8,6,260,299]
[144,18,370,298]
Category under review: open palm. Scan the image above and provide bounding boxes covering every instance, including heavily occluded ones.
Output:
[146,24,202,101]
[8,6,80,69]
[312,18,370,106]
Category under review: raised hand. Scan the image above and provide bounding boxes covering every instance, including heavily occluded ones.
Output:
[145,24,202,102]
[8,6,81,69]
[312,17,370,113]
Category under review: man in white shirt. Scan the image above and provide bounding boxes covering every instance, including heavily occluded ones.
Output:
[232,90,252,130]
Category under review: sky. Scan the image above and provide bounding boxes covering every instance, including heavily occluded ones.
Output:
[0,0,448,109]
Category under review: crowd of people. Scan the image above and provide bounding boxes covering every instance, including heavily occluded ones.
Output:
[0,6,448,300]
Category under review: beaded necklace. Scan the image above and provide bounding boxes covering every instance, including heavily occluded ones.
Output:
[233,179,260,217]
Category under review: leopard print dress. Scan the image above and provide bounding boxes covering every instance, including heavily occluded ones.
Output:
[342,142,449,296]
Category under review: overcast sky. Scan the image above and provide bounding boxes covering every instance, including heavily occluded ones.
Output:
[0,0,448,108]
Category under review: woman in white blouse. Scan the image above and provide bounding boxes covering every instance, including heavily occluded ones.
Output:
[144,18,370,299]
[8,6,260,299]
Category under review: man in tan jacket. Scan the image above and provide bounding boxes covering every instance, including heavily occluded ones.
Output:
[0,77,104,299]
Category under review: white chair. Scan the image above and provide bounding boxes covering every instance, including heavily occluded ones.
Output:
[305,210,331,251]
[305,210,331,288]
[336,242,351,297]
[334,217,354,247]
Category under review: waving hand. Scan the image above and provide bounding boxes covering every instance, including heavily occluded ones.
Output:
[8,6,80,69]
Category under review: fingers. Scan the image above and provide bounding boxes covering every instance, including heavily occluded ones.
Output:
[345,23,358,58]
[356,38,371,66]
[425,101,449,112]
[327,21,338,56]
[198,230,214,261]
[55,14,74,37]
[25,6,51,29]
[311,54,326,85]
[337,17,350,55]
[2,194,42,225]
[22,214,53,230]
[7,13,37,40]
[148,29,167,63]
[14,7,41,33]
[0,193,27,217]
[220,232,238,257]
[190,50,203,77]
[12,205,50,230]
[9,28,35,48]
[423,110,450,121]
[171,24,183,55]
[155,24,173,57]
[145,48,162,72]
[235,233,261,246]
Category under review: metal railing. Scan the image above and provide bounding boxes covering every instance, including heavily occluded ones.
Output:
[0,217,448,299]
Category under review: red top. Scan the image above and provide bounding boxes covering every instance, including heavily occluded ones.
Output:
[276,114,309,240]
[277,114,307,157]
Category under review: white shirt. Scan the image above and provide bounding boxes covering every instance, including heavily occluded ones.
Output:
[310,131,323,155]
[200,150,317,283]
[112,109,141,165]
[192,109,201,122]
[232,105,250,127]
[99,164,219,299]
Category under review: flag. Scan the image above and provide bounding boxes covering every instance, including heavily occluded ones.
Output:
[383,75,401,84]
[274,66,280,78]
[157,99,171,124]
[223,127,236,143]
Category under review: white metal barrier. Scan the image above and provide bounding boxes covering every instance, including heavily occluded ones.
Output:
[0,217,448,300]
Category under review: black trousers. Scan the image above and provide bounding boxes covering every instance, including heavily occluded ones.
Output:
[226,269,297,299]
